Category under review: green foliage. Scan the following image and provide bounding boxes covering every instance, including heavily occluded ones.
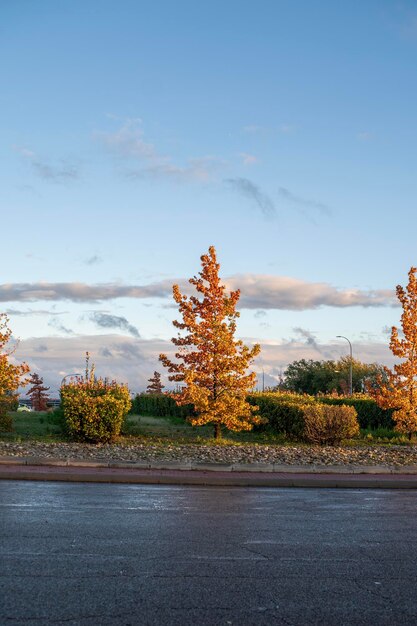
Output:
[61,378,131,443]
[283,358,387,395]
[247,392,315,439]
[0,400,13,431]
[247,391,392,438]
[317,395,394,429]
[1,410,65,440]
[302,403,360,445]
[132,393,194,419]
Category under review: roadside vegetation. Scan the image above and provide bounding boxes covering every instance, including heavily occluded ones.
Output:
[0,404,413,447]
[2,257,417,450]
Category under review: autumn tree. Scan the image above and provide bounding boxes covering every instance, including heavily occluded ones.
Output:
[370,267,417,438]
[159,246,261,439]
[0,314,30,428]
[146,371,164,394]
[26,372,50,411]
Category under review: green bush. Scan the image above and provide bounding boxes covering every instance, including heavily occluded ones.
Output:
[317,395,394,430]
[302,403,360,445]
[132,393,194,419]
[61,378,131,443]
[247,392,316,439]
[0,395,17,431]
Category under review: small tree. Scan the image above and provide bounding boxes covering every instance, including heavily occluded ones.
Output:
[146,371,164,394]
[370,267,417,438]
[160,246,261,439]
[26,372,50,411]
[0,314,29,429]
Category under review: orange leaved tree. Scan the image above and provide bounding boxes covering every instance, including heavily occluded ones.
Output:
[0,313,30,428]
[370,267,417,438]
[159,246,261,439]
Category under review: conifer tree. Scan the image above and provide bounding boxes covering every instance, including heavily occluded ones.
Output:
[146,371,164,394]
[371,267,417,438]
[26,372,50,411]
[160,246,261,439]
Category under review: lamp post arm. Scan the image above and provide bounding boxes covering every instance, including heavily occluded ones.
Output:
[336,335,353,396]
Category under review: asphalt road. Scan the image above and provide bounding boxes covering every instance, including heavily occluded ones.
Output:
[1,482,416,625]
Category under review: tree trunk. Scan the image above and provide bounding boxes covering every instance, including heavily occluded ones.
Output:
[214,423,221,440]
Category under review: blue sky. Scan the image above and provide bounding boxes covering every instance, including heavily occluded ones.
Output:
[1,1,417,394]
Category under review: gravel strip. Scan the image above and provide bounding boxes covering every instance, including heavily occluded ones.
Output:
[1,441,417,467]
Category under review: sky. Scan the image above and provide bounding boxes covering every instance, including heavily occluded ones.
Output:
[1,0,417,396]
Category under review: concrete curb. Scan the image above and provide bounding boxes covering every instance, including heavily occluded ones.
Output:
[1,455,417,474]
[1,456,417,488]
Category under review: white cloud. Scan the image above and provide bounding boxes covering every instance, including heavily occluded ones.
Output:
[15,333,395,395]
[0,276,397,310]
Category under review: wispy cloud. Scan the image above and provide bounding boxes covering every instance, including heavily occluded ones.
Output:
[84,255,102,266]
[89,312,140,337]
[356,131,373,141]
[14,146,80,183]
[278,124,296,134]
[242,125,265,135]
[95,119,156,159]
[0,277,397,310]
[96,119,224,183]
[242,123,296,135]
[238,152,258,166]
[127,156,224,183]
[278,186,331,216]
[6,308,67,317]
[292,327,333,358]
[224,177,276,218]
[48,318,75,335]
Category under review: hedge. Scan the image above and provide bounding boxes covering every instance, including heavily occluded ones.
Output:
[247,392,316,439]
[317,395,394,430]
[132,393,195,419]
[131,391,393,434]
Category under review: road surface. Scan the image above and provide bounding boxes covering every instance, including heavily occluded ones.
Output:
[1,481,416,625]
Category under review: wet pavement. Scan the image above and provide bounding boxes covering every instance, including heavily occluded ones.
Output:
[1,480,417,625]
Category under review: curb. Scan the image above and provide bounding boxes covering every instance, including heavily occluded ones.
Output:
[1,455,417,474]
[1,456,417,488]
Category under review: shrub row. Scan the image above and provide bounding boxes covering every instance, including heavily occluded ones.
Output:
[317,395,394,430]
[131,393,195,419]
[133,391,360,444]
[247,392,316,439]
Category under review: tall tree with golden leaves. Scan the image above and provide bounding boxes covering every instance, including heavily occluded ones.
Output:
[0,314,30,426]
[370,267,417,438]
[160,246,261,439]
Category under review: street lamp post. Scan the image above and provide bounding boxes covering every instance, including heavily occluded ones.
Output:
[60,373,82,387]
[336,335,353,396]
